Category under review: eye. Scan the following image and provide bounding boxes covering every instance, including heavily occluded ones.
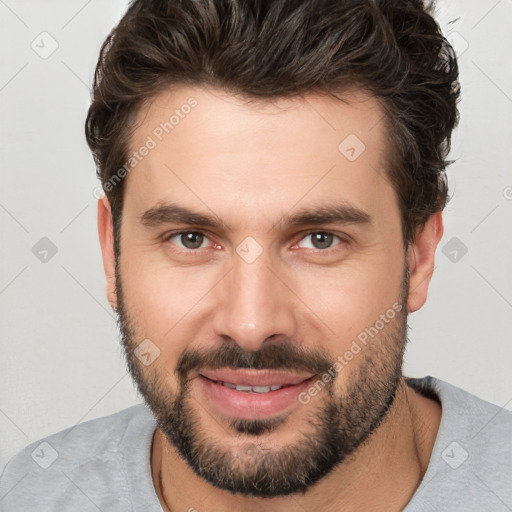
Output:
[166,231,212,250]
[296,231,344,251]
[164,230,346,254]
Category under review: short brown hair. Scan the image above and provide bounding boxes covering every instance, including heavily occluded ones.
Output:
[85,0,460,246]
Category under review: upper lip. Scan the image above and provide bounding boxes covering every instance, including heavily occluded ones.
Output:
[199,369,314,387]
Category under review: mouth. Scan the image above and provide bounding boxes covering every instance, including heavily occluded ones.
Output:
[202,378,288,393]
[195,369,315,420]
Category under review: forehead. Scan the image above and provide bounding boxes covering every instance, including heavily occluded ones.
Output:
[130,86,386,156]
[123,85,396,229]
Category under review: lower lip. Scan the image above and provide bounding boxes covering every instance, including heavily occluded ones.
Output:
[196,375,314,420]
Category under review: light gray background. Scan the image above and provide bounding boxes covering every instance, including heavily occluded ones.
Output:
[1,0,511,473]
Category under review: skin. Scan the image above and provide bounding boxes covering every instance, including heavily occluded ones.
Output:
[98,86,443,511]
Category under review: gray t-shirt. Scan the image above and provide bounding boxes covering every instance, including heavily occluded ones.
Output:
[1,376,511,511]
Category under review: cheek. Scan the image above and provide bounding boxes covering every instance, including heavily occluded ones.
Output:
[119,250,218,348]
[293,252,404,345]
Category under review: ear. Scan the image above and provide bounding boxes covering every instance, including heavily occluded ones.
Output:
[406,211,444,313]
[97,196,117,311]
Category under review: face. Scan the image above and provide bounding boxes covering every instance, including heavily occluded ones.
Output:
[109,86,413,497]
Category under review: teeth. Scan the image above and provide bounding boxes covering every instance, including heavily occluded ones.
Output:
[220,382,284,393]
[251,386,271,393]
[235,384,253,392]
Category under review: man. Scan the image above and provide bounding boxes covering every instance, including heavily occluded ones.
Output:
[1,0,511,510]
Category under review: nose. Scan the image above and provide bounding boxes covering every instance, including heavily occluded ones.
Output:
[212,248,298,352]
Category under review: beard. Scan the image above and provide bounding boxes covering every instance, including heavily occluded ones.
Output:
[115,260,410,498]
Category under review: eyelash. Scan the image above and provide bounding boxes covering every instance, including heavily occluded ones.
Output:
[163,230,348,256]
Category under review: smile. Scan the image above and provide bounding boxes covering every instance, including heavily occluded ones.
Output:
[201,376,286,393]
[196,370,315,420]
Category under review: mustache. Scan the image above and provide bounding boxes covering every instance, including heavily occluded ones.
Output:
[175,340,334,382]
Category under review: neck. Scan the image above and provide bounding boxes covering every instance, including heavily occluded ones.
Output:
[152,378,441,512]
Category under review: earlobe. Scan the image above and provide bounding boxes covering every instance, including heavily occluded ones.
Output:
[406,212,444,313]
[97,196,118,311]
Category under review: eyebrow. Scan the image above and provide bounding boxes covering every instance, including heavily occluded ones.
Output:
[139,202,371,232]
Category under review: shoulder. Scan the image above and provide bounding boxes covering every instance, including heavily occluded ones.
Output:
[0,404,157,511]
[409,375,512,444]
[406,376,512,510]
[1,404,152,471]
